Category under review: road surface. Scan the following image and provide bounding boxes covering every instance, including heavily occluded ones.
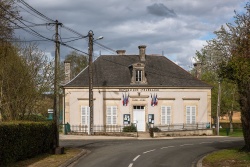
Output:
[60,137,244,167]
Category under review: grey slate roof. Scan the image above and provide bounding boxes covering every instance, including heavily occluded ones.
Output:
[64,54,211,88]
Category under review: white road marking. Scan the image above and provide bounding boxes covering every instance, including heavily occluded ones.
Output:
[199,142,212,144]
[128,163,133,167]
[161,146,175,149]
[143,149,156,154]
[133,155,140,161]
[180,144,193,147]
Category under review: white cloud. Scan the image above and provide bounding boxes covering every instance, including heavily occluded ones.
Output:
[14,0,248,70]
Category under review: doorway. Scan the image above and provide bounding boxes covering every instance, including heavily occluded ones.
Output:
[133,106,145,132]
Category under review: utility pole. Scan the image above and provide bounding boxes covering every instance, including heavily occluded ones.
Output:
[216,81,221,136]
[51,20,63,152]
[0,77,2,123]
[88,30,94,135]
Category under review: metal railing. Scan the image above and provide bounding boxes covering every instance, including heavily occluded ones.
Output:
[67,122,210,133]
[70,124,132,133]
[153,122,210,131]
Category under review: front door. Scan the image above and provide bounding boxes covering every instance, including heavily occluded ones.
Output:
[133,106,145,132]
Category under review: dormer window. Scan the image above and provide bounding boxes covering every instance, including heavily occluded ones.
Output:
[130,63,147,85]
[136,70,142,82]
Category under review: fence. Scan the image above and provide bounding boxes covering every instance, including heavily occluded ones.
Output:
[153,122,210,131]
[67,123,210,133]
[69,124,132,133]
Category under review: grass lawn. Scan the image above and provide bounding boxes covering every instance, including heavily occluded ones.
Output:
[8,148,82,167]
[219,128,243,137]
[203,148,250,167]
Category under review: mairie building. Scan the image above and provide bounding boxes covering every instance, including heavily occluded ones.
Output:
[63,45,212,132]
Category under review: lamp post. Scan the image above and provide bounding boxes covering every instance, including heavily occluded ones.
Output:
[216,81,221,136]
[88,30,103,135]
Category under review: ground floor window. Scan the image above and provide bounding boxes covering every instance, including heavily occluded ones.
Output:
[106,106,117,125]
[81,106,89,125]
[186,106,196,124]
[161,106,171,125]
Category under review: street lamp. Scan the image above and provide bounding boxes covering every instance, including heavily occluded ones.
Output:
[216,81,221,136]
[88,30,103,135]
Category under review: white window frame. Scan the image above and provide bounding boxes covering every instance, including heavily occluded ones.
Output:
[161,106,171,125]
[106,106,117,125]
[81,106,89,125]
[135,70,142,82]
[186,106,196,124]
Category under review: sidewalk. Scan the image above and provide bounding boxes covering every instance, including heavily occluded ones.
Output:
[59,134,137,140]
[59,134,224,140]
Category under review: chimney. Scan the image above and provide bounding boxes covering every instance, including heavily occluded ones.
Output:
[138,45,146,61]
[64,60,71,84]
[193,62,202,79]
[116,50,126,55]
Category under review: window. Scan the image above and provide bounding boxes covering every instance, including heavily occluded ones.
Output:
[161,106,171,125]
[135,70,142,82]
[130,63,147,84]
[133,106,144,110]
[81,106,89,125]
[186,106,196,124]
[106,106,117,125]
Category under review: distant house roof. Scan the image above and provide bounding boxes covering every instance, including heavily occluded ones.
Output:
[63,54,211,88]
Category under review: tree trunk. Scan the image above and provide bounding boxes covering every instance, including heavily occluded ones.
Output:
[239,85,250,152]
[229,111,233,133]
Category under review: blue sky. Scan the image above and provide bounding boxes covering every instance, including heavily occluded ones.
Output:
[13,0,248,70]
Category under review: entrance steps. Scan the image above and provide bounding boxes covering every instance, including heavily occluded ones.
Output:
[138,132,151,138]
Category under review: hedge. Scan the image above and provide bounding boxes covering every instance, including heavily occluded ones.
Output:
[0,121,55,166]
[123,124,137,132]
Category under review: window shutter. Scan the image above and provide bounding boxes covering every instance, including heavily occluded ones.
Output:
[191,106,196,124]
[112,106,117,125]
[81,106,86,125]
[81,106,89,125]
[166,106,171,124]
[161,106,166,124]
[107,106,112,125]
[186,106,191,124]
[161,106,171,125]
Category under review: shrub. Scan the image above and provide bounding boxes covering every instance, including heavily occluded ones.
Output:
[0,121,55,166]
[19,114,48,121]
[123,124,137,132]
[149,127,161,137]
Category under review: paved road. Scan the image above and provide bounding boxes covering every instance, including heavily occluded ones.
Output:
[60,137,244,167]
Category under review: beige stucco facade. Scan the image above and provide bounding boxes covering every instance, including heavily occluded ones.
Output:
[64,87,211,131]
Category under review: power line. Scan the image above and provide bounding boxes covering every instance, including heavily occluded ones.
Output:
[18,1,117,55]
[17,0,55,22]
[7,39,49,42]
[61,25,87,38]
[63,36,86,43]
[16,2,49,22]
[12,0,114,57]
[10,23,48,29]
[61,42,88,55]
[1,14,50,41]
[61,25,116,54]
[0,4,55,43]
[94,41,116,53]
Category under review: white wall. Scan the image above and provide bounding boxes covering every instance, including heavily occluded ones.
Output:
[65,88,211,126]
